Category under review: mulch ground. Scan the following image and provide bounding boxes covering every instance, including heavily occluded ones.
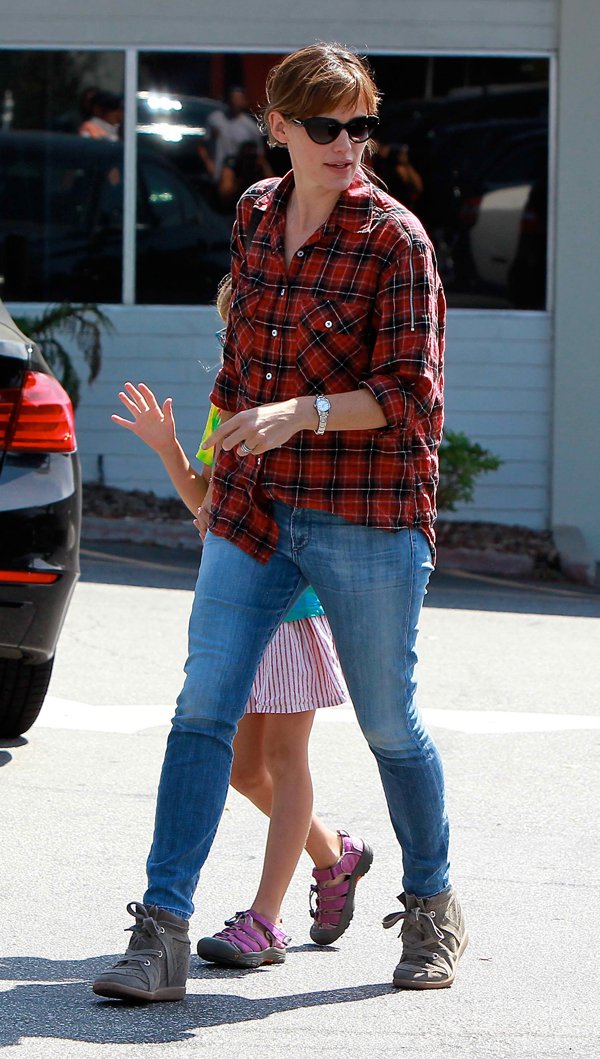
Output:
[82,482,562,577]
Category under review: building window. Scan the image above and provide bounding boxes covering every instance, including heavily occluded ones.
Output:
[0,50,549,310]
[369,55,549,310]
[135,52,275,304]
[0,50,125,303]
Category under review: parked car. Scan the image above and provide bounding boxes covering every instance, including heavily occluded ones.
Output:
[0,130,232,304]
[453,129,548,305]
[0,300,80,737]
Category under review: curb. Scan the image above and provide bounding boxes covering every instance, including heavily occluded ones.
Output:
[435,546,535,579]
[83,515,201,551]
[82,515,537,579]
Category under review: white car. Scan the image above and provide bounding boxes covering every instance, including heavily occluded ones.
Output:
[459,131,547,302]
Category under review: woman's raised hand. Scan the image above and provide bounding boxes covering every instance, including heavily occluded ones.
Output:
[112,382,177,455]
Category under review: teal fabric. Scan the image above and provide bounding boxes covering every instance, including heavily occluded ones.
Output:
[284,586,324,623]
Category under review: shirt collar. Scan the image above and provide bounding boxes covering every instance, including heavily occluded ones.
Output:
[254,167,375,235]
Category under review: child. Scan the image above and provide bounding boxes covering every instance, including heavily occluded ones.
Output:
[111,276,372,970]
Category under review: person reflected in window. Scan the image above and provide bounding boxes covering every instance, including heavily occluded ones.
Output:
[198,86,266,185]
[79,90,123,142]
[374,139,424,210]
[217,138,273,211]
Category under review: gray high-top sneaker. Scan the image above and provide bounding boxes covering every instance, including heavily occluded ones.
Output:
[383,888,468,989]
[93,901,190,1002]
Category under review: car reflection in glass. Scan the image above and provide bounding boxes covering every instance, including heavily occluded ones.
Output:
[0,129,232,304]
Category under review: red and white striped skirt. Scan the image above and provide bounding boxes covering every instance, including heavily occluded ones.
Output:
[245,614,349,714]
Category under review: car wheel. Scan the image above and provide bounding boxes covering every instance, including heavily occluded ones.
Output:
[0,657,54,737]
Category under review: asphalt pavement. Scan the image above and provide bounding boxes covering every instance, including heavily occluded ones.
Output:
[1,543,599,1059]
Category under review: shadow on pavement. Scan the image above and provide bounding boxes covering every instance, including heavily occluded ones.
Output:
[0,737,27,767]
[425,568,600,619]
[80,542,600,620]
[0,955,391,1046]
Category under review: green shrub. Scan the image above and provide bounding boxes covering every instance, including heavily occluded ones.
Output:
[438,429,503,512]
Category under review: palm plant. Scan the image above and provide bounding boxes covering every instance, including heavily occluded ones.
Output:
[12,302,113,409]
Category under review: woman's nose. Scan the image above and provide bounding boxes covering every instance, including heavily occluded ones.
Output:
[333,130,353,151]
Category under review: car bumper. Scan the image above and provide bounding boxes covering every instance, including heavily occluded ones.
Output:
[0,452,81,663]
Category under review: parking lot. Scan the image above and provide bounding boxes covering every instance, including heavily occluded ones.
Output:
[1,545,599,1058]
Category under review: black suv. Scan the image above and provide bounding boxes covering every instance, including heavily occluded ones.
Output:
[0,301,81,736]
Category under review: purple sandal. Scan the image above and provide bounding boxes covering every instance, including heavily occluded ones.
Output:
[196,910,290,969]
[309,829,373,945]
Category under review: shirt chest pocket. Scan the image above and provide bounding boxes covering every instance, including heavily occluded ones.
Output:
[229,285,261,358]
[297,299,372,391]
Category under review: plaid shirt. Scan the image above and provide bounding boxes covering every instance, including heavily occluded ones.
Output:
[209,168,445,563]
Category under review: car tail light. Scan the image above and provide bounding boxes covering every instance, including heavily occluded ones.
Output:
[2,371,76,453]
[0,570,60,584]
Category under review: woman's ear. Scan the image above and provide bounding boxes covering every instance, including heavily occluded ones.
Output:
[268,110,289,146]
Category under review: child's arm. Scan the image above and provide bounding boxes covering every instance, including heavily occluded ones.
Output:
[112,381,207,516]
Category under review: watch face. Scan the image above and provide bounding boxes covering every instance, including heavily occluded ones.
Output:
[316,397,330,413]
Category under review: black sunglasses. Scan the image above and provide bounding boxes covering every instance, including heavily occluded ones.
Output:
[288,114,379,145]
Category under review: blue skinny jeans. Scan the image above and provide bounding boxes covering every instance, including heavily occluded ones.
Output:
[144,502,450,919]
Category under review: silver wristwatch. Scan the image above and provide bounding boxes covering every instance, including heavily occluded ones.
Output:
[314,394,331,435]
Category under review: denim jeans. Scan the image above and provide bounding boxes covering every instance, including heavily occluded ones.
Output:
[144,502,450,919]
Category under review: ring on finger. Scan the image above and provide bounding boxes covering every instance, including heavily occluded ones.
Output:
[238,440,253,456]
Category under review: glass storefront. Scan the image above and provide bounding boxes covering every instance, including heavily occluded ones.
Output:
[0,49,549,308]
[0,51,125,303]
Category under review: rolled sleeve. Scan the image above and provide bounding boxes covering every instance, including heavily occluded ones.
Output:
[360,241,445,434]
[210,363,239,413]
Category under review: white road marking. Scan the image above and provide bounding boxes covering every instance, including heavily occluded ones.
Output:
[39,697,600,735]
[39,698,173,732]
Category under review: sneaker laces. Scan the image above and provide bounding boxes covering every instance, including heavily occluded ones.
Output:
[383,898,445,965]
[114,901,166,969]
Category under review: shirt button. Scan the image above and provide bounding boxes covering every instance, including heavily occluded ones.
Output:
[271,328,278,337]
[266,372,273,380]
[280,287,286,296]
[325,320,333,328]
[296,250,304,258]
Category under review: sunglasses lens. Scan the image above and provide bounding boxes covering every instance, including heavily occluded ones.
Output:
[304,119,339,144]
[346,119,370,142]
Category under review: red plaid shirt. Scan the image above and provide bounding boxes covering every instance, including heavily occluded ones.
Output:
[209,168,445,563]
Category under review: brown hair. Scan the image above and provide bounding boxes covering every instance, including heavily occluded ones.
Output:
[261,43,381,148]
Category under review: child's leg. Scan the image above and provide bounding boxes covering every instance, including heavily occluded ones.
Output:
[198,711,371,964]
[249,710,318,925]
[230,713,342,871]
[229,714,271,813]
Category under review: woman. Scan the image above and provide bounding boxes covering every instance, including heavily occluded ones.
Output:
[94,42,466,1004]
[109,273,372,971]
